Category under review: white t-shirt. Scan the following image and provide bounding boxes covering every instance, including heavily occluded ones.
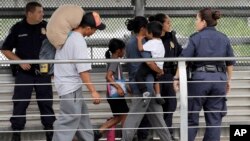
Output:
[143,39,165,69]
[54,31,92,96]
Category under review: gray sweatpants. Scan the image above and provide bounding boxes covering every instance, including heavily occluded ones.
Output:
[122,98,172,141]
[52,88,94,141]
[122,76,172,141]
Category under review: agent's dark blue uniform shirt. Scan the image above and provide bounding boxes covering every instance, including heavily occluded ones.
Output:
[2,18,47,60]
[181,26,235,66]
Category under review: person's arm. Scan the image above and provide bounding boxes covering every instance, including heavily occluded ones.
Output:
[154,83,160,94]
[1,24,31,70]
[226,65,233,94]
[1,50,31,70]
[145,61,163,74]
[173,68,180,93]
[79,71,101,104]
[137,35,145,51]
[106,70,124,96]
[140,51,163,74]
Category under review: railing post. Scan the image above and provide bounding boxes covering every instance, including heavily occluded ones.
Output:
[178,61,188,141]
[132,0,146,16]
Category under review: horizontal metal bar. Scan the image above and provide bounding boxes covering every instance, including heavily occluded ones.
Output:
[0,7,134,18]
[145,7,250,17]
[1,7,250,18]
[1,36,250,47]
[0,57,248,64]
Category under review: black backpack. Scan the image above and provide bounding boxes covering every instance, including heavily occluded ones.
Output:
[39,38,56,75]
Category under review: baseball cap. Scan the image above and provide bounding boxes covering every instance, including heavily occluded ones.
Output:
[81,11,106,30]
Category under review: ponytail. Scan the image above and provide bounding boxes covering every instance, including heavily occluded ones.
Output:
[105,49,111,59]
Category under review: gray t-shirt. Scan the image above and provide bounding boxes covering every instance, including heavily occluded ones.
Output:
[54,31,92,96]
[107,62,123,80]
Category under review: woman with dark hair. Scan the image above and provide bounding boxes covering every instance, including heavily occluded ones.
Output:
[121,16,172,141]
[173,8,235,141]
[149,13,182,140]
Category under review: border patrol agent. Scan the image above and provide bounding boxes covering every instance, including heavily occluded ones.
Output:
[173,8,235,141]
[0,2,55,141]
[149,13,182,140]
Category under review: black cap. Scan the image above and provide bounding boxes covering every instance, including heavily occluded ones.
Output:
[81,12,106,30]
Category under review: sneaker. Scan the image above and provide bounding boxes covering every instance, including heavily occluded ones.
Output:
[171,135,177,141]
[142,91,150,107]
[169,133,178,141]
[94,130,102,141]
[11,132,21,141]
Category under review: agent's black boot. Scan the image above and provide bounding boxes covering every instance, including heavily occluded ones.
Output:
[11,131,21,141]
[44,127,53,141]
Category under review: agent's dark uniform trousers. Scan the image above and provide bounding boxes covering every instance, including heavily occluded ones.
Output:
[188,68,227,141]
[11,70,55,130]
[159,70,177,135]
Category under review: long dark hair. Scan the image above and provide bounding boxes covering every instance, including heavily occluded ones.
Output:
[199,8,221,27]
[125,16,148,34]
[148,13,168,24]
[105,38,125,59]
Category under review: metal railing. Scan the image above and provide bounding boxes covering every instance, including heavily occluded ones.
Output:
[0,57,249,141]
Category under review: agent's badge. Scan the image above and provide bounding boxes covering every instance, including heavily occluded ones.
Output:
[41,28,46,35]
[170,41,175,48]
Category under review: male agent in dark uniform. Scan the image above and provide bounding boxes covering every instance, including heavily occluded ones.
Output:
[173,8,235,141]
[0,2,55,141]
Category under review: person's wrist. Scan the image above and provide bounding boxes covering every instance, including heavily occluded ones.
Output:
[90,91,97,95]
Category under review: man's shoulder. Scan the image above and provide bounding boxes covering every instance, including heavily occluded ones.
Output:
[12,20,25,29]
[69,32,84,40]
[64,32,86,48]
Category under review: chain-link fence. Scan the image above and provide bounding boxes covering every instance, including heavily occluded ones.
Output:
[1,0,250,71]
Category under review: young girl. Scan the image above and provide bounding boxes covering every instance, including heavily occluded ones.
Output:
[94,38,129,141]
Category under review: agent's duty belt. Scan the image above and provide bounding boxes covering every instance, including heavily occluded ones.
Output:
[193,65,225,73]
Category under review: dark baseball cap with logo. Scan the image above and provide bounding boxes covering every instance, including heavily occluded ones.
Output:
[81,11,106,30]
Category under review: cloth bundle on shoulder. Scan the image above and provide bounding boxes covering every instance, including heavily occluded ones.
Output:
[46,4,85,49]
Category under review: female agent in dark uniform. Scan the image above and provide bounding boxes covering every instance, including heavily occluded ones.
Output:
[173,8,235,141]
[149,13,182,140]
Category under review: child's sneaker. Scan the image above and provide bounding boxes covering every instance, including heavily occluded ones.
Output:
[142,91,150,107]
